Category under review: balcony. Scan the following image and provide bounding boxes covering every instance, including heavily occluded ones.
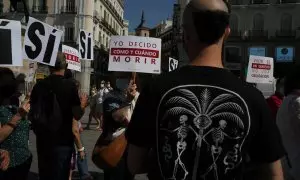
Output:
[230,30,242,37]
[101,18,118,35]
[231,0,243,5]
[277,0,300,3]
[276,30,296,37]
[101,0,123,26]
[61,6,77,14]
[32,6,48,13]
[248,30,268,39]
[250,0,270,4]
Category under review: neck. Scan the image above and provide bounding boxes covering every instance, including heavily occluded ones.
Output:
[53,70,64,76]
[189,45,224,68]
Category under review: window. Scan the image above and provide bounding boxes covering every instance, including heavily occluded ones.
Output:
[65,26,74,42]
[106,37,109,47]
[281,13,292,31]
[253,13,264,30]
[104,10,107,21]
[230,14,239,31]
[98,32,101,44]
[144,33,147,37]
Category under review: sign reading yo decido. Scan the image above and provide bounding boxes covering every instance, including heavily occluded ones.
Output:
[108,36,161,74]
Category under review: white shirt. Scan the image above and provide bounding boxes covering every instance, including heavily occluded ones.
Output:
[97,88,109,104]
[277,94,300,179]
[112,92,140,138]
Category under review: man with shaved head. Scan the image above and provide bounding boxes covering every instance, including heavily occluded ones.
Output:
[125,0,285,179]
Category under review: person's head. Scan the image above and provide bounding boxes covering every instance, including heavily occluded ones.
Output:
[284,65,300,96]
[49,52,68,76]
[0,68,18,105]
[182,0,231,64]
[100,80,105,88]
[106,81,111,88]
[275,78,285,96]
[64,69,73,79]
[103,91,131,128]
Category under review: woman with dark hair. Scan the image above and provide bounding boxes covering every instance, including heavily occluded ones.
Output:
[277,65,300,180]
[0,68,32,180]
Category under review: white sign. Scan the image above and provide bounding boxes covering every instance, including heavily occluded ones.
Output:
[0,19,22,66]
[78,29,94,60]
[26,62,35,82]
[169,57,178,72]
[108,36,161,74]
[23,17,63,66]
[62,45,81,72]
[246,55,274,84]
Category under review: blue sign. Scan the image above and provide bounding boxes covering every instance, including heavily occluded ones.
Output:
[249,47,266,57]
[276,47,294,62]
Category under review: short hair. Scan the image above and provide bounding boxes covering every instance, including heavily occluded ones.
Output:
[284,65,300,96]
[64,69,73,79]
[0,68,18,104]
[183,0,231,45]
[49,52,67,73]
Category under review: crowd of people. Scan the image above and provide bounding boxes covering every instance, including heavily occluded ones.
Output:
[1,0,300,180]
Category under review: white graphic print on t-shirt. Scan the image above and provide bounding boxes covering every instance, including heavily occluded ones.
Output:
[157,85,251,180]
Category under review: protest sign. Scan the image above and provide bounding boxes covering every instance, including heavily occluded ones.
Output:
[0,19,22,66]
[62,45,81,72]
[26,62,36,82]
[78,29,94,60]
[23,17,63,66]
[169,57,178,72]
[108,36,161,74]
[246,55,274,84]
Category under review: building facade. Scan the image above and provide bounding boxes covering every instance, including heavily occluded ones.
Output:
[92,0,129,89]
[1,0,129,93]
[151,19,173,73]
[172,0,300,79]
[226,0,300,79]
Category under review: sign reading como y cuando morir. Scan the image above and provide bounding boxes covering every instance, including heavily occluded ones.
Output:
[108,36,162,74]
[23,17,63,66]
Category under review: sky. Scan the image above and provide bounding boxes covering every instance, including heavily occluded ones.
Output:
[124,0,175,32]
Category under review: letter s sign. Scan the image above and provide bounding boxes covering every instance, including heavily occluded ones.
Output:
[23,17,63,66]
[78,29,94,60]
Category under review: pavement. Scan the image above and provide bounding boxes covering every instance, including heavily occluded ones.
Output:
[28,109,148,180]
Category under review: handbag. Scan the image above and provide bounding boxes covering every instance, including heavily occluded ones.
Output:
[92,132,127,169]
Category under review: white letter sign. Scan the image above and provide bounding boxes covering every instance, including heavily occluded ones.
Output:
[169,57,178,72]
[246,55,274,84]
[108,36,161,74]
[23,17,63,66]
[78,29,94,60]
[0,19,22,66]
[62,45,81,72]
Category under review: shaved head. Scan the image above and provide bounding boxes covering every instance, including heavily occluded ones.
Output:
[183,0,230,45]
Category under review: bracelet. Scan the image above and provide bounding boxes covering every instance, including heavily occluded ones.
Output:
[78,147,85,152]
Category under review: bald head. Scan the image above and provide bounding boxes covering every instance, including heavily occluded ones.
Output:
[182,0,230,46]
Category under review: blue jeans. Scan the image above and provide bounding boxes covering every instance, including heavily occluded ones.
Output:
[77,149,91,180]
[37,145,73,180]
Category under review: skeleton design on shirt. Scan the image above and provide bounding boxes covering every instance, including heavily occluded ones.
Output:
[157,85,250,180]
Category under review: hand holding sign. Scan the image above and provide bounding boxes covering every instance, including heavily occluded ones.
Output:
[23,17,63,66]
[0,19,22,66]
[79,29,94,60]
[169,57,178,72]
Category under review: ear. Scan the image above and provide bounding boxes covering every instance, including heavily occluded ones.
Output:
[224,26,231,40]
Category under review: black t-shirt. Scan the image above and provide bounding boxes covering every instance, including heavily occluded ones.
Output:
[31,74,83,147]
[126,66,285,180]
